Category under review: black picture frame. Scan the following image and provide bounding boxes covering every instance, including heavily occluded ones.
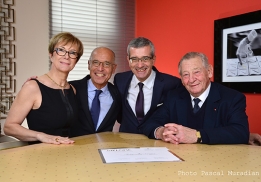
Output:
[214,10,261,93]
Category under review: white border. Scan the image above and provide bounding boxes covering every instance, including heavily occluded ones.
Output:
[222,22,261,82]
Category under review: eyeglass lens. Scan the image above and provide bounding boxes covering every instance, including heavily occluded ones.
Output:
[54,48,78,59]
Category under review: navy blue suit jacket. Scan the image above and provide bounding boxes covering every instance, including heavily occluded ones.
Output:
[114,66,182,134]
[69,75,121,137]
[140,82,249,144]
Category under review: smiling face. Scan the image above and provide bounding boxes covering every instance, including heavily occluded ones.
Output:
[88,47,117,89]
[49,42,79,73]
[180,57,213,97]
[128,46,155,82]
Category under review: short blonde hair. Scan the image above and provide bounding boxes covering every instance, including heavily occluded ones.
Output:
[48,32,84,62]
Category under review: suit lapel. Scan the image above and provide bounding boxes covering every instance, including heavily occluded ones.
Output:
[123,73,138,119]
[204,83,220,128]
[144,71,164,120]
[78,76,95,130]
[151,72,164,109]
[97,83,116,131]
[176,89,190,126]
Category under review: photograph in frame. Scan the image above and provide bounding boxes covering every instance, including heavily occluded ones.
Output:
[223,23,261,82]
[214,10,261,93]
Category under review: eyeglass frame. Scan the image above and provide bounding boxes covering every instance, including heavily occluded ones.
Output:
[129,56,154,64]
[89,60,116,68]
[53,47,79,59]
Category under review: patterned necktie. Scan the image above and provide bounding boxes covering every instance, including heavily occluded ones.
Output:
[135,82,144,122]
[91,90,102,129]
[193,98,201,113]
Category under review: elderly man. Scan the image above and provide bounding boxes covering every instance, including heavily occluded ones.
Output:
[140,52,249,144]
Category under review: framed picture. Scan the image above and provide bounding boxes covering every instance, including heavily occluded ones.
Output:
[214,10,261,93]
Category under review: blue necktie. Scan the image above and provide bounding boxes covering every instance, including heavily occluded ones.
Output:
[193,98,201,113]
[135,82,144,122]
[91,90,102,129]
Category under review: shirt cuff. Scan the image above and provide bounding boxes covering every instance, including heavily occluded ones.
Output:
[154,126,164,139]
[199,129,209,144]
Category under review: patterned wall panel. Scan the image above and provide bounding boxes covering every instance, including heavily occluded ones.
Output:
[0,0,16,119]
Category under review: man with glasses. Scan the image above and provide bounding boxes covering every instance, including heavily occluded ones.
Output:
[70,47,121,137]
[114,37,181,134]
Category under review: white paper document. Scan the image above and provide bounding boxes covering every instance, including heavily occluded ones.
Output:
[98,147,183,163]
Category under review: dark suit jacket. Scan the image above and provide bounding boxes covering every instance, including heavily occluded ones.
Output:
[114,66,182,134]
[140,82,249,144]
[69,75,121,137]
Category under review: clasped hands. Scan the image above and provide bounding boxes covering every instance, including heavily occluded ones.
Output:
[156,123,198,144]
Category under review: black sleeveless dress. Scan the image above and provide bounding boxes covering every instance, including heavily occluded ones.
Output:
[27,79,78,140]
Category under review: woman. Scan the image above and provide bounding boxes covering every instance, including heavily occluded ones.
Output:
[4,32,83,144]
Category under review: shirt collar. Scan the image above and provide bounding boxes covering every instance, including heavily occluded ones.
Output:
[190,82,211,103]
[87,79,109,94]
[133,70,156,89]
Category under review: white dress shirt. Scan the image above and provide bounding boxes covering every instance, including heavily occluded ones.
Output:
[127,70,156,116]
[190,83,211,108]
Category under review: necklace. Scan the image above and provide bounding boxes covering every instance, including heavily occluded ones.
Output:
[45,74,68,89]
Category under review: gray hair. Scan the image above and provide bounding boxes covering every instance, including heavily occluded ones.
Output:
[127,37,155,58]
[178,52,210,75]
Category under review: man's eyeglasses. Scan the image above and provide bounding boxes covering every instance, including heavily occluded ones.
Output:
[90,60,115,68]
[53,48,78,59]
[129,56,153,64]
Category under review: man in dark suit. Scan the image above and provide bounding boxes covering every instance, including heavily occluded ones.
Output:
[114,37,181,134]
[140,52,249,144]
[70,47,121,137]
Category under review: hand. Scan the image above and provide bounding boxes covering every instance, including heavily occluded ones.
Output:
[164,123,197,144]
[155,126,178,144]
[249,133,261,146]
[156,125,179,144]
[236,37,254,65]
[36,132,74,145]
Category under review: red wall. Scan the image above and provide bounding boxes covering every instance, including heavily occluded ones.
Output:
[136,0,261,133]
